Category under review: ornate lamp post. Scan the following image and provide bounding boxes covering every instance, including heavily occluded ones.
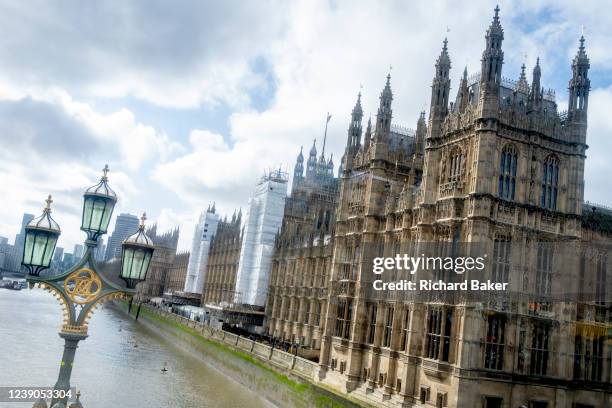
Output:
[22,165,155,408]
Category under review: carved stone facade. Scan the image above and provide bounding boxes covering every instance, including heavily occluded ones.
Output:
[165,251,190,294]
[310,7,610,408]
[201,211,243,305]
[265,137,340,355]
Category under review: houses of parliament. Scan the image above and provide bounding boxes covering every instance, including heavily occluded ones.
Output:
[265,6,611,408]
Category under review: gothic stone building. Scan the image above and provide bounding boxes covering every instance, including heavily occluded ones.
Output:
[265,138,340,355]
[137,224,180,298]
[165,250,190,294]
[312,7,610,408]
[201,210,243,306]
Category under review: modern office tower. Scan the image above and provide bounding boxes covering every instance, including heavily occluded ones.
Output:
[105,213,139,260]
[52,247,64,264]
[94,237,106,262]
[0,236,8,246]
[73,244,84,260]
[184,205,220,294]
[62,253,75,269]
[12,213,34,270]
[234,169,288,307]
[14,213,34,250]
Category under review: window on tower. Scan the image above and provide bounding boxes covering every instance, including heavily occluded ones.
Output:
[484,314,506,370]
[541,156,559,210]
[448,147,464,182]
[498,145,518,200]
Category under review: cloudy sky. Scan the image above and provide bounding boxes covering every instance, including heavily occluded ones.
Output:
[0,0,610,252]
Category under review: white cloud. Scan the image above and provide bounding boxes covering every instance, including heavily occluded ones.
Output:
[1,0,612,252]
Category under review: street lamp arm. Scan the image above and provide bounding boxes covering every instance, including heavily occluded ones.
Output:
[77,290,128,327]
[32,281,73,329]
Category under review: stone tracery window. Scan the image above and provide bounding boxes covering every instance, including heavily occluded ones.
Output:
[366,303,377,344]
[541,155,559,210]
[484,314,505,370]
[498,145,517,200]
[530,323,550,376]
[448,147,464,182]
[382,305,394,348]
[335,298,353,339]
[425,307,453,362]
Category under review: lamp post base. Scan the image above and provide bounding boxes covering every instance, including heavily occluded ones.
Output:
[49,331,88,407]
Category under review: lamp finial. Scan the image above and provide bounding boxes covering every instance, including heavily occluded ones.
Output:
[139,212,147,230]
[102,164,110,181]
[44,195,53,213]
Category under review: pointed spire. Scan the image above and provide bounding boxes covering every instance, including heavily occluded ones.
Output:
[211,202,216,214]
[353,91,363,116]
[568,35,590,124]
[455,66,469,112]
[429,37,451,132]
[309,138,317,157]
[479,5,504,112]
[345,90,364,159]
[415,111,427,155]
[533,57,541,76]
[529,57,542,111]
[293,145,305,185]
[382,71,392,99]
[364,116,372,149]
[436,37,451,68]
[517,62,529,93]
[375,73,393,143]
[489,5,503,36]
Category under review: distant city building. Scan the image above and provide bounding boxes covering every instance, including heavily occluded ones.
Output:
[8,213,34,271]
[62,253,75,269]
[53,247,64,264]
[14,213,34,251]
[94,237,106,262]
[0,236,8,246]
[137,224,180,298]
[184,204,220,294]
[165,251,190,294]
[105,213,139,260]
[73,244,84,260]
[234,169,288,307]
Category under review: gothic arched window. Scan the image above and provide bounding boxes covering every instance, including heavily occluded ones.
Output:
[448,147,464,182]
[498,145,518,200]
[541,156,559,210]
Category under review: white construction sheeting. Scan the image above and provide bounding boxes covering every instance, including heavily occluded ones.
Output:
[184,209,219,294]
[235,171,288,306]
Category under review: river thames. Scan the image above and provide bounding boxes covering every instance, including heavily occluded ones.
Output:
[0,288,274,408]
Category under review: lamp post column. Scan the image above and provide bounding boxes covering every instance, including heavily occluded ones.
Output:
[50,332,87,407]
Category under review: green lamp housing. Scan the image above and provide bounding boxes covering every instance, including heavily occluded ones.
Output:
[81,165,117,241]
[22,195,61,276]
[120,213,155,289]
